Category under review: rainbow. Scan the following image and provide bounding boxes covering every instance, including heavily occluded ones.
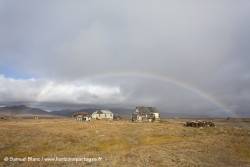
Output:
[80,71,236,117]
[20,71,237,118]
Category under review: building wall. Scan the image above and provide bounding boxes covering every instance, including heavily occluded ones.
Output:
[132,113,160,122]
[154,113,160,118]
[76,115,91,121]
[92,113,113,119]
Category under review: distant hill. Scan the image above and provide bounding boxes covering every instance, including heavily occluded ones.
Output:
[0,105,60,118]
[51,108,99,117]
[0,105,212,119]
[50,108,134,118]
[72,108,207,118]
[109,108,134,118]
[160,112,210,118]
[50,109,75,117]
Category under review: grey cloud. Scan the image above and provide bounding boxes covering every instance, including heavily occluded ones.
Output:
[0,1,250,117]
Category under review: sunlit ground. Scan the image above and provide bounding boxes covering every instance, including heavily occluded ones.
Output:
[0,118,250,167]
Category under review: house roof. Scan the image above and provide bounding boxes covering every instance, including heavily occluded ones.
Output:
[93,110,113,114]
[134,106,159,115]
[73,111,89,115]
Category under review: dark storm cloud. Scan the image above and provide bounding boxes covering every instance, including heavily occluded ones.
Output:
[0,1,250,116]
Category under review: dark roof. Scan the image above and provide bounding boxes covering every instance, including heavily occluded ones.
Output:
[93,110,113,114]
[97,110,103,114]
[134,106,159,115]
[73,111,89,115]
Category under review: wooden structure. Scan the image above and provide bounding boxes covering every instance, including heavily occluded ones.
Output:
[184,120,215,127]
[132,106,160,122]
[72,112,91,122]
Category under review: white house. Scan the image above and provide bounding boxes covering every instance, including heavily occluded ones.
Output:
[92,110,114,120]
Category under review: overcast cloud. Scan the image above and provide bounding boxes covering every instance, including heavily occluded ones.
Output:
[0,1,250,117]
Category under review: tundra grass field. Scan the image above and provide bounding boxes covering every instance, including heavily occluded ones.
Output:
[0,118,250,167]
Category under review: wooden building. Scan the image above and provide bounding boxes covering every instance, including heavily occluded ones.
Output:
[132,106,160,122]
[72,111,91,122]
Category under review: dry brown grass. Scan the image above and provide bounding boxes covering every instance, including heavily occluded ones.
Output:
[0,118,250,167]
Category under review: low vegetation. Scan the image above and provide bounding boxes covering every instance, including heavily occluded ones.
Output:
[0,118,250,166]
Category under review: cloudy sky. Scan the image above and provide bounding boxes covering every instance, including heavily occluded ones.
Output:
[0,1,250,117]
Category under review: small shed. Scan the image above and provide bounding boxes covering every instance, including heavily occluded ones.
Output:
[132,106,160,122]
[72,111,91,122]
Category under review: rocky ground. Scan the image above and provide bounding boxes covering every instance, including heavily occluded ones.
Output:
[0,118,250,167]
